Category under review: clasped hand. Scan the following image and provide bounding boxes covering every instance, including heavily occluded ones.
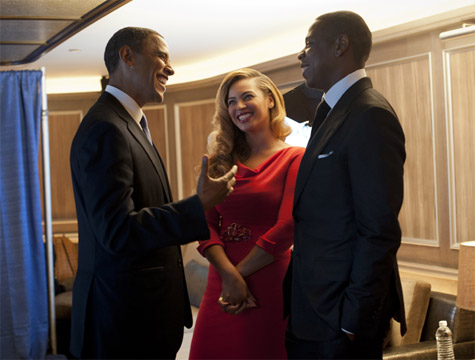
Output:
[217,271,256,315]
[197,155,237,211]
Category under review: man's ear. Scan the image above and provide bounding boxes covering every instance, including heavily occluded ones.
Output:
[119,45,134,66]
[335,34,349,57]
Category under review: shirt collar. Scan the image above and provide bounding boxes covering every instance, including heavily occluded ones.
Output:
[323,68,367,109]
[105,85,143,125]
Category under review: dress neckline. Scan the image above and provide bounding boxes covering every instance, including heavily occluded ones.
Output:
[237,147,291,173]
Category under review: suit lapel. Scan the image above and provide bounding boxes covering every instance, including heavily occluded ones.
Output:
[294,78,373,208]
[152,144,173,202]
[127,121,173,202]
[100,93,173,202]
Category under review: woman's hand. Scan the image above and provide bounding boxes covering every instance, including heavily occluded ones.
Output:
[218,272,256,315]
[203,245,257,315]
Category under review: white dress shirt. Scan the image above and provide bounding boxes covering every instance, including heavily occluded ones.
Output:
[322,68,367,113]
[105,85,144,126]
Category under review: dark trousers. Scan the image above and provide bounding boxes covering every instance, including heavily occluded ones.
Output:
[285,328,386,360]
[79,301,178,360]
[285,285,395,359]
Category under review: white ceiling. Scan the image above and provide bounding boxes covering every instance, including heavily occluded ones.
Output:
[3,0,475,93]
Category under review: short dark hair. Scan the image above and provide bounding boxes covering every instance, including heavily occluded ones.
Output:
[104,27,162,74]
[316,11,372,65]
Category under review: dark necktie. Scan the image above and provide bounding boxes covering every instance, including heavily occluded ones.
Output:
[140,115,153,145]
[310,100,331,137]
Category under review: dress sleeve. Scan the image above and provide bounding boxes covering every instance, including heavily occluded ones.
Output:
[197,206,224,257]
[255,149,304,256]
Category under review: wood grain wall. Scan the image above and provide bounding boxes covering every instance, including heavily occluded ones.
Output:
[174,100,215,199]
[445,45,475,247]
[39,111,81,233]
[368,55,438,245]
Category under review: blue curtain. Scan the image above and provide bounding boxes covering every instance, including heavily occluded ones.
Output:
[0,71,49,359]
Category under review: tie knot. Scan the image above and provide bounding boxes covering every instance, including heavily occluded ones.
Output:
[317,100,331,117]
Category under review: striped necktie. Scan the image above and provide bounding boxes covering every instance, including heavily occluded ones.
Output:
[140,115,153,145]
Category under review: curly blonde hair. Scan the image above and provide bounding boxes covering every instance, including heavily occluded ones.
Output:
[207,68,290,177]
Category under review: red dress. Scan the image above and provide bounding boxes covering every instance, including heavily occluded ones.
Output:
[189,147,305,359]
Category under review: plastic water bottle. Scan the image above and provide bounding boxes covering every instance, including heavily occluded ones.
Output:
[436,320,455,360]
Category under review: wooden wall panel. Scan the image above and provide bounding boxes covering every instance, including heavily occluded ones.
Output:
[39,112,80,221]
[445,45,475,246]
[367,55,437,244]
[175,101,215,199]
[143,106,168,170]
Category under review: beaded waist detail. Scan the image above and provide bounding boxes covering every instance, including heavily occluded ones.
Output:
[220,223,252,242]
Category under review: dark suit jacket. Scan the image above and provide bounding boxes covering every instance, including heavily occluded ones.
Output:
[69,92,210,359]
[288,77,407,342]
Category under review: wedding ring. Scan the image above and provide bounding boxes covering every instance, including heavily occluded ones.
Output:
[218,296,224,302]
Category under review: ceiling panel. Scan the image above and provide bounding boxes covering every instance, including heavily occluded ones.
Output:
[0,0,131,65]
[0,0,115,18]
[0,20,75,42]
[0,45,41,64]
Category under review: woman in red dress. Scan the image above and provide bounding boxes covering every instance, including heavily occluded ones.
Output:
[189,68,305,359]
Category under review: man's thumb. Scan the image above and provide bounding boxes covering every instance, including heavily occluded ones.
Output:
[199,155,209,180]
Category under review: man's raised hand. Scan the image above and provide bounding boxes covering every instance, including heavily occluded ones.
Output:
[197,155,237,211]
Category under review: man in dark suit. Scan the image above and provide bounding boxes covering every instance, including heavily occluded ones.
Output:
[285,11,407,359]
[69,27,237,359]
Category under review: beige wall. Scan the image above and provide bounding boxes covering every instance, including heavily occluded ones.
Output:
[44,10,475,294]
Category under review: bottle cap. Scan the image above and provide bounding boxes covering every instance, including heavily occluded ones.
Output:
[439,320,447,327]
